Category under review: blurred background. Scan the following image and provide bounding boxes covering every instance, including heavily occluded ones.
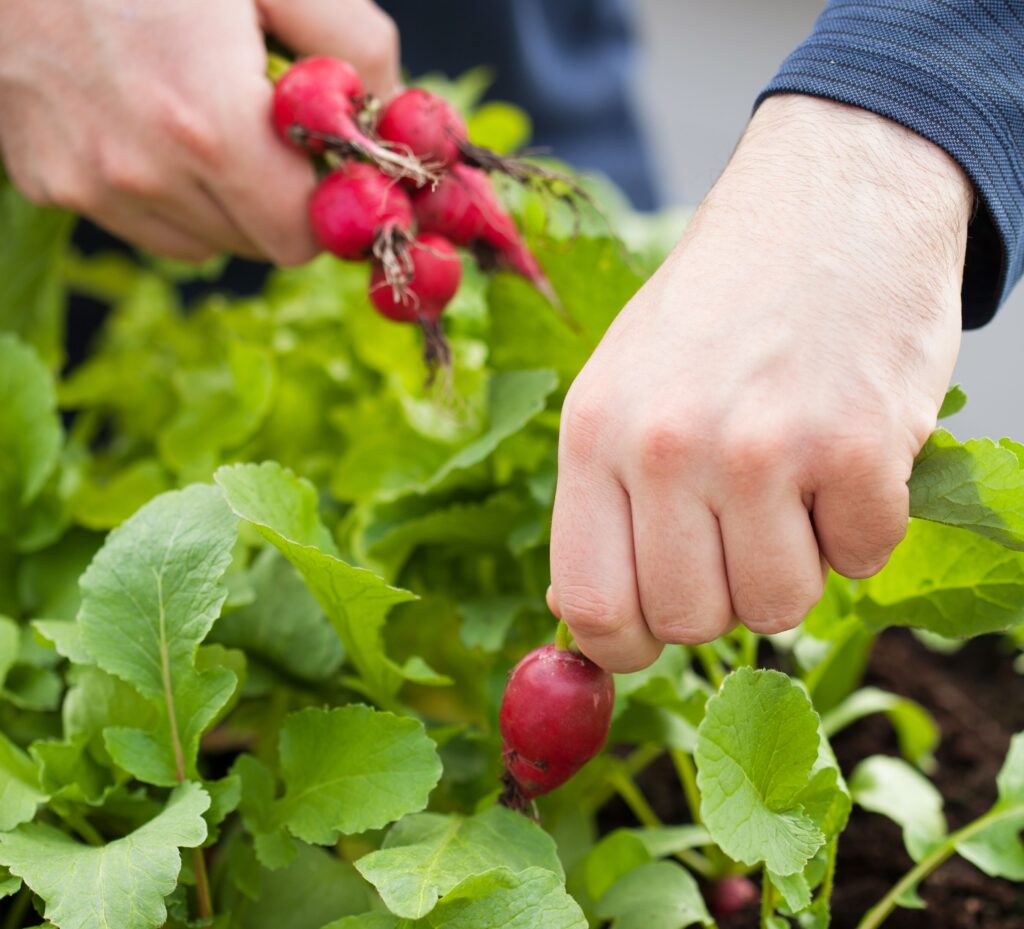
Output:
[630,0,1022,440]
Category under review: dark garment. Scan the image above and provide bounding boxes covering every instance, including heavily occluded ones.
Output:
[378,0,659,210]
[759,0,1024,329]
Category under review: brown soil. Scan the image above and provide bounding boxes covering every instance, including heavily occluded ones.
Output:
[601,629,1024,929]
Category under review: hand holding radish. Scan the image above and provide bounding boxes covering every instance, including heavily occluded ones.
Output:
[0,0,399,264]
[549,95,973,672]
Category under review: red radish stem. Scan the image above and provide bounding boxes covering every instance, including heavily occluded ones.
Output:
[413,164,559,305]
[310,163,415,291]
[499,634,614,811]
[272,57,438,186]
[369,232,462,371]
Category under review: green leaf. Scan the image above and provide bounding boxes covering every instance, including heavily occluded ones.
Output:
[158,341,276,478]
[0,866,20,899]
[489,239,643,382]
[956,732,1024,879]
[210,548,344,683]
[216,462,415,702]
[320,917,400,929]
[821,688,939,767]
[0,615,18,688]
[459,596,536,652]
[30,735,114,805]
[419,370,557,493]
[850,756,946,861]
[78,484,239,783]
[232,754,295,870]
[69,458,171,530]
[0,731,47,830]
[466,102,532,155]
[579,831,651,903]
[938,385,967,419]
[424,867,586,929]
[356,807,562,919]
[0,335,62,535]
[236,843,373,929]
[909,430,1024,550]
[276,705,441,844]
[769,869,812,913]
[595,861,712,929]
[33,620,92,665]
[0,782,209,929]
[857,520,1024,636]
[0,185,74,369]
[695,669,825,875]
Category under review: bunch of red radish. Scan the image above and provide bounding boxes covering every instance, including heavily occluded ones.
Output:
[272,56,558,372]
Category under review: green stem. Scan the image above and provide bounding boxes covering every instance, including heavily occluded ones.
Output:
[739,628,760,668]
[554,620,575,652]
[266,50,292,82]
[585,745,663,813]
[817,838,838,907]
[669,750,703,826]
[58,809,104,847]
[761,870,775,928]
[856,806,1021,929]
[607,766,661,828]
[694,645,726,688]
[2,886,31,929]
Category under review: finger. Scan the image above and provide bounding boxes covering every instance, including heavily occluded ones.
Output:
[92,207,218,263]
[209,76,320,266]
[550,468,662,673]
[629,487,733,645]
[719,485,825,635]
[813,458,909,579]
[173,182,264,259]
[258,0,402,99]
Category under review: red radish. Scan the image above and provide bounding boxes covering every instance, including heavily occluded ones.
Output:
[376,88,467,169]
[272,56,364,154]
[499,643,614,804]
[309,163,413,261]
[369,233,462,323]
[706,876,760,918]
[414,164,558,303]
[272,57,437,185]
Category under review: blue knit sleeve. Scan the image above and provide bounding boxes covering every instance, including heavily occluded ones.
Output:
[757,1,1024,328]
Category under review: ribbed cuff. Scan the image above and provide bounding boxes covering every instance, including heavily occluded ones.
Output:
[758,23,1022,328]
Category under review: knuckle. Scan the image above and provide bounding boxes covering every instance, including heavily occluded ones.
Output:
[635,418,698,481]
[44,170,99,214]
[98,150,163,199]
[558,584,631,641]
[733,583,821,635]
[721,424,792,480]
[559,386,606,467]
[156,95,224,168]
[648,613,729,646]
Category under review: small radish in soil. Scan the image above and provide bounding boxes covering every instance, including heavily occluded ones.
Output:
[369,232,462,369]
[705,876,760,918]
[376,87,466,169]
[272,56,437,185]
[499,640,614,807]
[310,163,415,294]
[414,164,558,304]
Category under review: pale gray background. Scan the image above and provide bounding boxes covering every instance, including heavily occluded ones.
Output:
[630,0,1022,440]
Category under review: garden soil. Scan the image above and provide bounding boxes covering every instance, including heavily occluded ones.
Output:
[602,630,1024,929]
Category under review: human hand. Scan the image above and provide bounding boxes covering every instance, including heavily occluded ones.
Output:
[549,95,973,671]
[0,0,400,263]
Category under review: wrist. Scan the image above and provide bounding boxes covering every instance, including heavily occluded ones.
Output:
[705,95,973,289]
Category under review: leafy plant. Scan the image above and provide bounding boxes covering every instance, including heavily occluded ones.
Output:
[0,81,1022,929]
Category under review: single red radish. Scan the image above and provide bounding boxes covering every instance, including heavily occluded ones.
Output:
[414,164,557,303]
[499,643,614,805]
[369,233,462,322]
[308,163,413,261]
[272,57,437,185]
[376,87,466,169]
[369,233,462,371]
[706,876,760,918]
[272,56,364,154]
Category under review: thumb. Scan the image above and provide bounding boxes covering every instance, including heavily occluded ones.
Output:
[257,0,402,99]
